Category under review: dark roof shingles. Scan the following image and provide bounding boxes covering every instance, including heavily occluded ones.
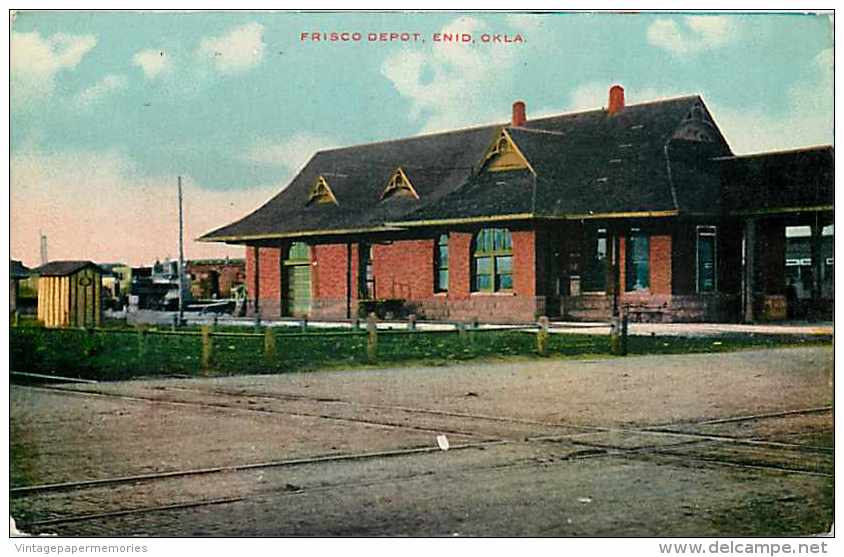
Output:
[720,147,834,212]
[33,261,103,277]
[203,96,737,239]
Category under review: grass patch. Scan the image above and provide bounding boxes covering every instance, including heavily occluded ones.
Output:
[9,324,831,382]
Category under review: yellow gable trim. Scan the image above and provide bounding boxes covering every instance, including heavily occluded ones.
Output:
[307,175,339,206]
[381,167,420,200]
[480,128,535,175]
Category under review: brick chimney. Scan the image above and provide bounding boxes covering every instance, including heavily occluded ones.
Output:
[511,100,526,127]
[607,85,625,115]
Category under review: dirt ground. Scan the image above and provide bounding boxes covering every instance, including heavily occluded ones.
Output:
[10,346,833,537]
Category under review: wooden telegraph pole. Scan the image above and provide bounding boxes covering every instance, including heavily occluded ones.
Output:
[178,176,185,326]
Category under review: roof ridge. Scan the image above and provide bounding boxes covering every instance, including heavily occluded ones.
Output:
[314,94,703,155]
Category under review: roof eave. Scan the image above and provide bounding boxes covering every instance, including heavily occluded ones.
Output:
[197,225,407,244]
[386,213,535,228]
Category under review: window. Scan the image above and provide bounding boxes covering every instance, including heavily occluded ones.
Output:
[307,175,338,206]
[581,228,608,292]
[696,226,717,293]
[381,167,419,200]
[435,234,449,292]
[287,242,310,261]
[625,229,649,291]
[480,130,530,173]
[472,228,513,292]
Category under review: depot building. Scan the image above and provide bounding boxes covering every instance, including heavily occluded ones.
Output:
[201,85,833,323]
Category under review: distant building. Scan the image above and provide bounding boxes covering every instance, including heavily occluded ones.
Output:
[129,258,189,310]
[187,258,246,299]
[33,261,103,328]
[99,263,132,308]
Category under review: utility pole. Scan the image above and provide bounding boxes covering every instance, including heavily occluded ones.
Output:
[39,230,48,265]
[178,176,185,326]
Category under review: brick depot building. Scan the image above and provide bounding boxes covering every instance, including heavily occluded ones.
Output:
[201,86,833,323]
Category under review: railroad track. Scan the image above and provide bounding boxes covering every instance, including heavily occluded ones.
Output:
[12,384,832,533]
[18,432,831,532]
[19,383,494,440]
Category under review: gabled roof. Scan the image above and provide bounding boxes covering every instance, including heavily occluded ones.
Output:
[201,95,732,242]
[33,260,103,277]
[720,146,834,215]
[397,96,731,224]
[201,124,500,241]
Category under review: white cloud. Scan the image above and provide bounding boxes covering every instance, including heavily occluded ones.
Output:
[531,82,685,117]
[11,31,97,106]
[76,74,128,107]
[548,46,830,155]
[133,48,171,79]
[11,148,277,266]
[242,132,339,175]
[710,48,833,154]
[197,22,265,74]
[647,16,737,55]
[382,17,517,133]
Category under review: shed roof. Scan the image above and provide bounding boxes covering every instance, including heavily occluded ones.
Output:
[201,94,735,242]
[720,146,834,214]
[33,260,103,277]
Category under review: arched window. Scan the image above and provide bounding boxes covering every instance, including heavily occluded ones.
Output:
[287,242,310,261]
[472,228,513,292]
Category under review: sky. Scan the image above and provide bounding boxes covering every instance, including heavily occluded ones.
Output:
[9,10,834,268]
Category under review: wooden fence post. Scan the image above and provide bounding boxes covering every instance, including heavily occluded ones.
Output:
[201,325,214,373]
[611,307,628,356]
[366,313,378,363]
[457,322,467,343]
[620,308,628,356]
[301,318,308,333]
[135,324,146,361]
[264,326,277,366]
[537,315,549,356]
[407,314,416,331]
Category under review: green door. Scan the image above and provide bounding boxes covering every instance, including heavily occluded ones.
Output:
[284,242,311,317]
[288,264,311,317]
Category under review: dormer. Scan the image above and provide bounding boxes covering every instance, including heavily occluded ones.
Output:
[307,175,339,206]
[673,99,719,143]
[381,167,419,200]
[479,129,532,173]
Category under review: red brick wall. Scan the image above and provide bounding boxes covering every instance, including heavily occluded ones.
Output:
[512,230,536,297]
[650,235,672,295]
[313,244,348,300]
[373,239,435,300]
[448,232,472,301]
[258,246,282,317]
[311,243,351,319]
[244,245,282,316]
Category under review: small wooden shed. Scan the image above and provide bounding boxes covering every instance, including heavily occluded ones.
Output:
[34,261,104,328]
[10,260,31,313]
